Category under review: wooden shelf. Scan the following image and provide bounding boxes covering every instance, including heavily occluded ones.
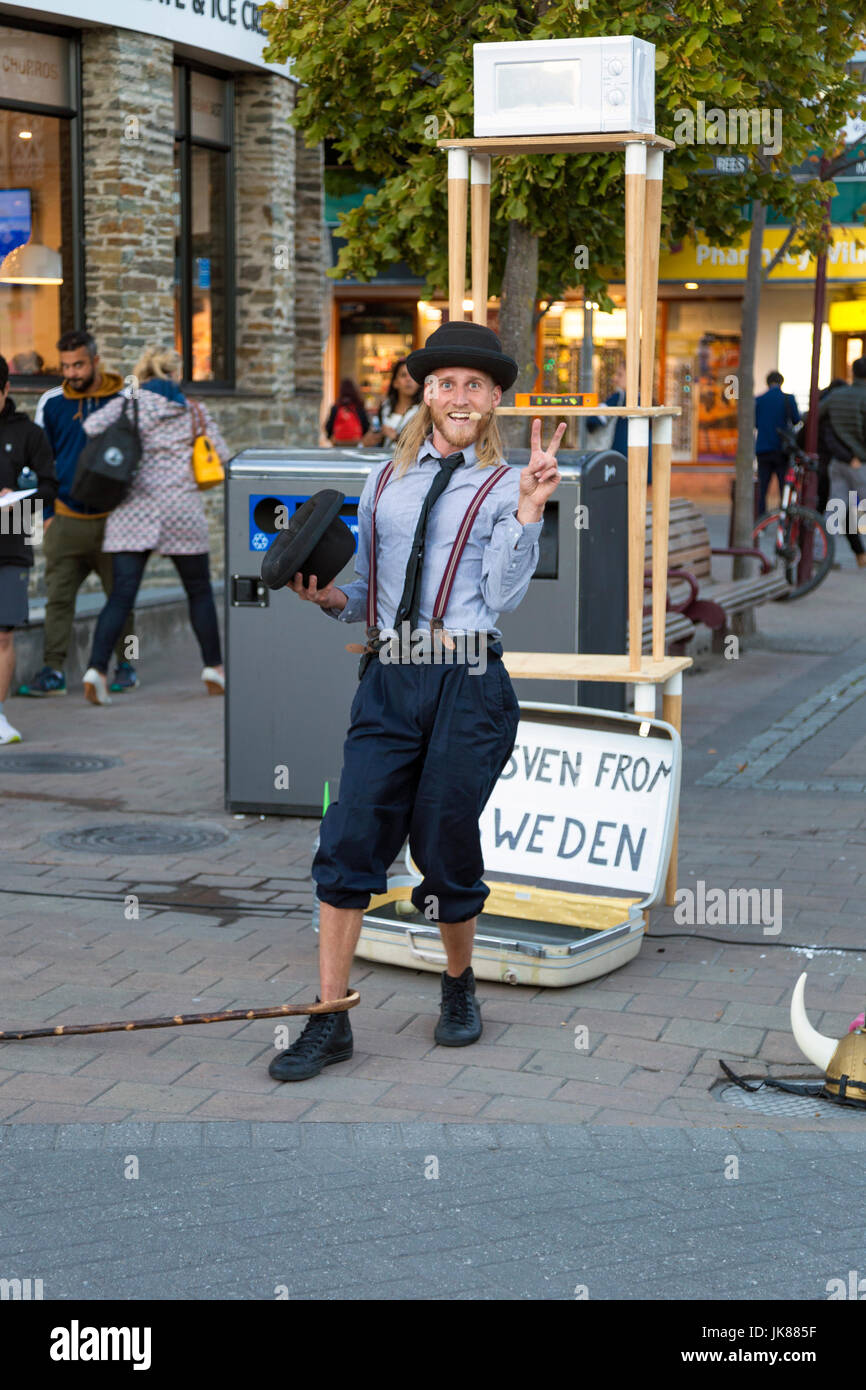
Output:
[503,653,692,684]
[497,405,682,417]
[438,132,676,156]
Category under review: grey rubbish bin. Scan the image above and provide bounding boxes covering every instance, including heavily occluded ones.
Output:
[224,446,627,816]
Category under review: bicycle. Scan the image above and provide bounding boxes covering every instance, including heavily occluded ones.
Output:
[750,426,835,600]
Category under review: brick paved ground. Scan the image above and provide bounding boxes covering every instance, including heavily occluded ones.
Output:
[1,1122,861,1300]
[1,528,865,1131]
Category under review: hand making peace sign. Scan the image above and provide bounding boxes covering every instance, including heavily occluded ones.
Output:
[517,418,565,522]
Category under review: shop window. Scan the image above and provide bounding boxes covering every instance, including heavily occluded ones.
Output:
[540,301,628,447]
[777,321,832,410]
[337,301,415,414]
[0,23,80,381]
[174,64,234,384]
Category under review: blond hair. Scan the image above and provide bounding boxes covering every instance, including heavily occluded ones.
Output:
[132,345,182,383]
[392,403,505,476]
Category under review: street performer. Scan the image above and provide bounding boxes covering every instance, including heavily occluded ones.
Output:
[269,321,563,1081]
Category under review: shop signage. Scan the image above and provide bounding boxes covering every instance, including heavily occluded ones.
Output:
[0,25,70,105]
[693,154,749,175]
[3,1,291,76]
[829,299,866,332]
[660,224,866,283]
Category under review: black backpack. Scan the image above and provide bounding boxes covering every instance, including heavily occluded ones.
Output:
[70,396,141,511]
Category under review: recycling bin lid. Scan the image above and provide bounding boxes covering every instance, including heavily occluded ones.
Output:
[227,447,394,478]
[228,447,624,480]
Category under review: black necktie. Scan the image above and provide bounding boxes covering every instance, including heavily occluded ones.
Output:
[393,452,464,633]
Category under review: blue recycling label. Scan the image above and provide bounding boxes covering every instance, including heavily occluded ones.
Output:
[248,494,361,553]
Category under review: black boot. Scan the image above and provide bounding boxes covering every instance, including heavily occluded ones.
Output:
[268,1001,353,1082]
[434,966,482,1047]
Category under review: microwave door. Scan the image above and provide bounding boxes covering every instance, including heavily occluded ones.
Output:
[491,56,598,135]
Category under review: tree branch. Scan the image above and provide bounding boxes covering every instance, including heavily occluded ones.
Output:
[762,223,800,279]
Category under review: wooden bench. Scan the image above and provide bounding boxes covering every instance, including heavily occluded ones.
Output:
[642,497,789,652]
[640,607,695,655]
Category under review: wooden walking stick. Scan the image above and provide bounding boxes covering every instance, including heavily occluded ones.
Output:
[0,990,360,1042]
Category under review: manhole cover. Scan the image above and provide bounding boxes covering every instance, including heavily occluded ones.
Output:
[0,753,122,774]
[49,823,229,855]
[715,1081,830,1117]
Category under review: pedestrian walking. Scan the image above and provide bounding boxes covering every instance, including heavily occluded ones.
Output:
[0,355,56,744]
[754,370,801,515]
[819,359,866,568]
[268,321,560,1082]
[17,329,137,697]
[323,379,370,446]
[79,346,229,705]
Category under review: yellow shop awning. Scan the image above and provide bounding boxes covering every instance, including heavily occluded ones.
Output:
[659,226,866,284]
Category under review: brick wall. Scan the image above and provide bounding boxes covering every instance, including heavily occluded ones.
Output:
[21,29,325,604]
[80,28,176,369]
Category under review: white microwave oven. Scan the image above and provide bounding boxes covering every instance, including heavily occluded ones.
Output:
[473,36,655,137]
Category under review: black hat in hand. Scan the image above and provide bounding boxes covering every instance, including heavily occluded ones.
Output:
[260,489,355,591]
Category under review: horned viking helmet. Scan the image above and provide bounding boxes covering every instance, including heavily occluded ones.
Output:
[790,972,866,1107]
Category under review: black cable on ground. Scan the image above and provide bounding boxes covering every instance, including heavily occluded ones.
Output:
[645,930,864,954]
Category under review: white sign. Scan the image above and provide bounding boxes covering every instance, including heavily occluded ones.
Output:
[479,717,676,898]
[3,1,291,77]
[0,487,36,509]
[0,26,70,105]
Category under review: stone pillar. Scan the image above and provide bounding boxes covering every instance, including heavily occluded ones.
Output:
[80,28,175,373]
[294,132,327,427]
[233,72,296,409]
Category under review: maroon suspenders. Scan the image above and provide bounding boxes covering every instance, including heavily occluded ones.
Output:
[366,460,396,633]
[347,459,510,656]
[430,464,509,645]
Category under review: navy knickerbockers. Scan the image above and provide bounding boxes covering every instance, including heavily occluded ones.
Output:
[312,646,520,924]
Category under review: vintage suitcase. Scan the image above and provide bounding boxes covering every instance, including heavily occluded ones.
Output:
[314,701,681,987]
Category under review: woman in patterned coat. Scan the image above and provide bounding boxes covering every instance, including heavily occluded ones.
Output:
[80,346,229,705]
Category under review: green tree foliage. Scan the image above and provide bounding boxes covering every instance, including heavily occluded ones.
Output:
[264,0,863,305]
[265,0,865,497]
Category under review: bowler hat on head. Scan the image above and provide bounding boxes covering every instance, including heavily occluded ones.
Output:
[406,320,519,391]
[260,489,355,591]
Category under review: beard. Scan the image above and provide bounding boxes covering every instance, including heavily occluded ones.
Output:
[65,372,96,394]
[427,399,490,449]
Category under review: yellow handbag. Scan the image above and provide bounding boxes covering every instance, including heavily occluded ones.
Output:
[190,401,224,490]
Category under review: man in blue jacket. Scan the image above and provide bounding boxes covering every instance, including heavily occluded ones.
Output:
[754,370,801,515]
[17,329,137,696]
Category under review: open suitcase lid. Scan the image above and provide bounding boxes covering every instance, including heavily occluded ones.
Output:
[406,701,682,913]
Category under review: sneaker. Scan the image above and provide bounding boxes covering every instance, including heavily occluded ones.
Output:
[82,668,112,706]
[0,712,22,745]
[17,666,65,697]
[268,1003,353,1082]
[434,965,482,1047]
[110,660,139,693]
[202,666,225,695]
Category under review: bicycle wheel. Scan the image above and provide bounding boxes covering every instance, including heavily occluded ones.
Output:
[751,506,835,599]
